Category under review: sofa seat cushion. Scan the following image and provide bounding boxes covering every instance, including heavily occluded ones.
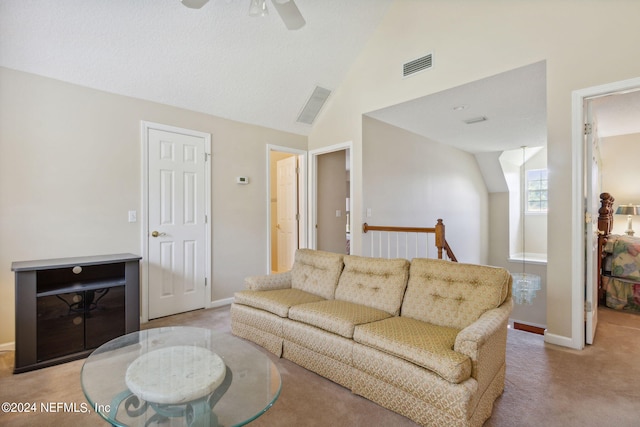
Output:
[288,300,393,338]
[234,288,325,317]
[334,255,410,316]
[353,317,471,384]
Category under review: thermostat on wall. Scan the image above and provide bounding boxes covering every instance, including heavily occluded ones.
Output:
[236,176,249,185]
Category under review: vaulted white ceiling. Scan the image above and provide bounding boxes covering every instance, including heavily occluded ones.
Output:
[2,0,638,148]
[366,61,548,154]
[0,0,393,136]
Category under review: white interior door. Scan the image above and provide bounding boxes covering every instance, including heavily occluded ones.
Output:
[276,156,298,271]
[585,100,600,344]
[147,126,209,319]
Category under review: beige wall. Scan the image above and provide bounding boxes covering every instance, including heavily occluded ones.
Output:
[362,117,488,264]
[600,133,640,235]
[0,67,307,345]
[309,0,640,343]
[489,193,547,327]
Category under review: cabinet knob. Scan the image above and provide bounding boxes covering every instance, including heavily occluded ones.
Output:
[72,266,82,274]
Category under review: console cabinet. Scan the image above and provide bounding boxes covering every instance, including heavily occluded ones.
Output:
[12,253,141,373]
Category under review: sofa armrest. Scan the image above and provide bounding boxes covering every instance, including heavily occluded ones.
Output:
[244,271,292,291]
[454,298,513,382]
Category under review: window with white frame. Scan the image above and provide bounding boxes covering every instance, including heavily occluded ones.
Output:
[526,169,548,213]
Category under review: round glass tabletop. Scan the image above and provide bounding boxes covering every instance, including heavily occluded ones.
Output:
[81,327,281,427]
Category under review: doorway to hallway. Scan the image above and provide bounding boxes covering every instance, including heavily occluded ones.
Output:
[267,145,306,273]
[309,142,353,254]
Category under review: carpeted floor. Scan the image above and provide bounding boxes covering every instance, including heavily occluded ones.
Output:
[1,306,639,427]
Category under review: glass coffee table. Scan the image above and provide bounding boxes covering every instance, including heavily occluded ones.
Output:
[81,327,281,427]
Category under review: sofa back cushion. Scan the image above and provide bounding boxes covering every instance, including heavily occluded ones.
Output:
[291,249,345,299]
[402,258,511,329]
[334,255,410,315]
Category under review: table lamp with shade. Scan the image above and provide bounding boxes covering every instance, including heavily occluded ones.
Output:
[616,204,639,236]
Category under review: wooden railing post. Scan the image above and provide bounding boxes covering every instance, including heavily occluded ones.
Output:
[361,218,457,262]
[435,219,444,259]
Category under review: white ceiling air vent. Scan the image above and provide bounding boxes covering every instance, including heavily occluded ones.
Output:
[297,86,331,125]
[403,53,433,78]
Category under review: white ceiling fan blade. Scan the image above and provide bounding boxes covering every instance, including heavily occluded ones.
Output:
[181,0,210,9]
[271,0,306,30]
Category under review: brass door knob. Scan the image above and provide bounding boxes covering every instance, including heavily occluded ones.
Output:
[151,231,166,238]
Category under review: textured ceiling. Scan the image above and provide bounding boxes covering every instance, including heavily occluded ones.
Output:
[0,0,392,136]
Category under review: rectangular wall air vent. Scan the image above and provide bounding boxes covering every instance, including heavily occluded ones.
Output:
[403,53,433,78]
[297,86,331,125]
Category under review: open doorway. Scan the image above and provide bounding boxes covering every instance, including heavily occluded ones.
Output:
[267,145,307,273]
[309,143,352,254]
[571,77,640,348]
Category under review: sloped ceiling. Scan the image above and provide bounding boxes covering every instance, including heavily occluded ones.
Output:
[365,60,640,192]
[366,61,548,154]
[366,61,547,193]
[0,0,393,136]
[2,1,637,152]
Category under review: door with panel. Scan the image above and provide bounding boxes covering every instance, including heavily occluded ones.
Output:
[147,128,208,319]
[276,156,298,272]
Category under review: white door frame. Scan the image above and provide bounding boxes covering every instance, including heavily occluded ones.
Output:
[266,145,307,274]
[309,142,353,251]
[584,99,599,345]
[141,121,212,323]
[570,76,640,349]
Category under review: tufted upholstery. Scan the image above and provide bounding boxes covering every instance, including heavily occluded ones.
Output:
[230,249,512,427]
[335,255,410,315]
[402,258,511,330]
[291,249,345,299]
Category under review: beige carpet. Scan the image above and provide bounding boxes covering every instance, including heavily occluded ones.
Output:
[1,306,639,427]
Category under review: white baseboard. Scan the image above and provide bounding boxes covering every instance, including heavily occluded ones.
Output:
[544,332,579,349]
[0,341,15,352]
[210,297,234,308]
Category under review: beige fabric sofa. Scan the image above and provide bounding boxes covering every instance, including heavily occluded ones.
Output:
[230,249,513,427]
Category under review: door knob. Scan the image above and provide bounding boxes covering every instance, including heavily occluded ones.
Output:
[151,231,166,237]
